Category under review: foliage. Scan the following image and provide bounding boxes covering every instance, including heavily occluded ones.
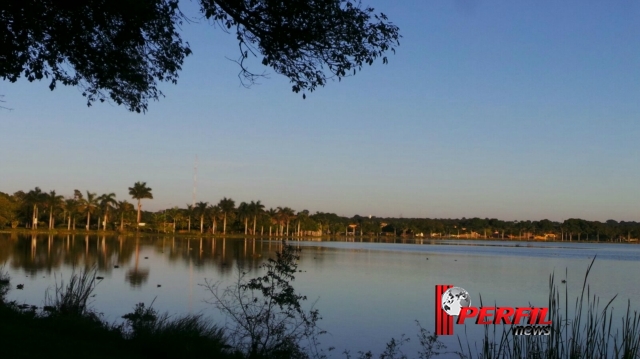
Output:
[3,185,640,238]
[129,182,153,225]
[1,0,399,111]
[122,301,233,359]
[204,242,327,359]
[343,322,448,359]
[200,0,400,98]
[1,0,190,113]
[44,265,100,318]
[0,192,19,229]
[0,266,9,303]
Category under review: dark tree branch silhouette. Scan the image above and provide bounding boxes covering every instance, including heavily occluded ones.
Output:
[0,95,11,111]
[1,0,400,112]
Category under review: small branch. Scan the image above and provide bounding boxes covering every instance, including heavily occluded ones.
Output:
[0,95,13,111]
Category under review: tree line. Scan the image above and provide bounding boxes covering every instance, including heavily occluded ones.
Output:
[0,184,639,241]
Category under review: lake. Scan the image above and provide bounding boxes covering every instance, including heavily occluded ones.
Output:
[2,233,639,356]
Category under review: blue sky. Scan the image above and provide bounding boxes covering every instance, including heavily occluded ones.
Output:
[1,0,639,221]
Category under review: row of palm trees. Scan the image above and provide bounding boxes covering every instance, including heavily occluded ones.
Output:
[12,183,308,235]
[174,199,298,236]
[7,185,640,240]
[17,182,153,231]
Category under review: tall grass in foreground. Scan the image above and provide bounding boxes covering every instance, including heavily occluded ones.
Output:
[458,257,640,359]
[122,301,233,359]
[44,265,100,317]
[0,265,9,303]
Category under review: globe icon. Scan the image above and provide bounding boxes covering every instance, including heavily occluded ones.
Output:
[441,287,471,316]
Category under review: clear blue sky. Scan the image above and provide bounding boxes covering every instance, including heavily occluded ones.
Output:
[2,0,639,222]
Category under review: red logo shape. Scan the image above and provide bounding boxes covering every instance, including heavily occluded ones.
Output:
[435,284,454,335]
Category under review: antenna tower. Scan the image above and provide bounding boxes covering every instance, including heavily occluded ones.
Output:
[192,155,198,206]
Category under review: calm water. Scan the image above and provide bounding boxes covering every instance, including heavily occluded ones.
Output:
[2,233,639,355]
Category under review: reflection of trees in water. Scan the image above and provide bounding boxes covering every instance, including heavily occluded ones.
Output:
[0,234,292,283]
[7,235,65,276]
[126,237,149,287]
[0,234,134,276]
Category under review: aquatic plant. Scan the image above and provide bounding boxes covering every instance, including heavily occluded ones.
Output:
[44,265,100,318]
[455,257,640,359]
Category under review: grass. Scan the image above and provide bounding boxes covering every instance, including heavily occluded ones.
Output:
[44,265,100,317]
[453,256,640,359]
[0,266,235,359]
[122,301,237,359]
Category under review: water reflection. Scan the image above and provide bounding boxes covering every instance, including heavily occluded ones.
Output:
[0,234,291,288]
[2,234,640,356]
[126,237,149,287]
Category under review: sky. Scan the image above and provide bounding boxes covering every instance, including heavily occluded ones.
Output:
[1,0,639,222]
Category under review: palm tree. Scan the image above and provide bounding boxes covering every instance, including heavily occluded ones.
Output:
[117,200,135,231]
[266,208,278,236]
[166,206,180,233]
[277,207,296,236]
[78,191,98,230]
[217,197,236,235]
[250,200,265,235]
[71,189,84,230]
[195,201,209,234]
[237,202,250,235]
[64,198,78,230]
[208,205,221,234]
[296,209,310,236]
[185,204,194,232]
[26,187,45,229]
[44,190,64,229]
[98,193,117,230]
[128,182,153,226]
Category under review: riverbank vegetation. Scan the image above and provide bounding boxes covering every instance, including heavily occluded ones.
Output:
[1,186,639,242]
[1,245,639,358]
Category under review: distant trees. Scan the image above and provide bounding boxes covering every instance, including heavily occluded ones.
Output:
[209,205,222,235]
[2,185,640,241]
[117,201,135,231]
[165,206,181,233]
[185,204,194,232]
[250,200,265,235]
[26,187,45,229]
[128,182,153,226]
[0,192,19,229]
[277,207,295,236]
[78,191,98,230]
[237,202,250,235]
[195,201,209,234]
[98,193,117,230]
[44,190,63,229]
[218,197,236,235]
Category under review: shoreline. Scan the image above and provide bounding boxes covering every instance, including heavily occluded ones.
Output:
[1,228,637,244]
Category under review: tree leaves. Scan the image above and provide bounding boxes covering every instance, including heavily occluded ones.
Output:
[1,0,190,113]
[2,0,400,111]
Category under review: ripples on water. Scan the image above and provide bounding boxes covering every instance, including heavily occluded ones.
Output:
[2,234,639,355]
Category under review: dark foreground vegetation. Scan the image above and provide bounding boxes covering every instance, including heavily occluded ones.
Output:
[1,244,639,359]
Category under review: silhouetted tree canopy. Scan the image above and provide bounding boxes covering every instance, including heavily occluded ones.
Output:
[1,0,400,112]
